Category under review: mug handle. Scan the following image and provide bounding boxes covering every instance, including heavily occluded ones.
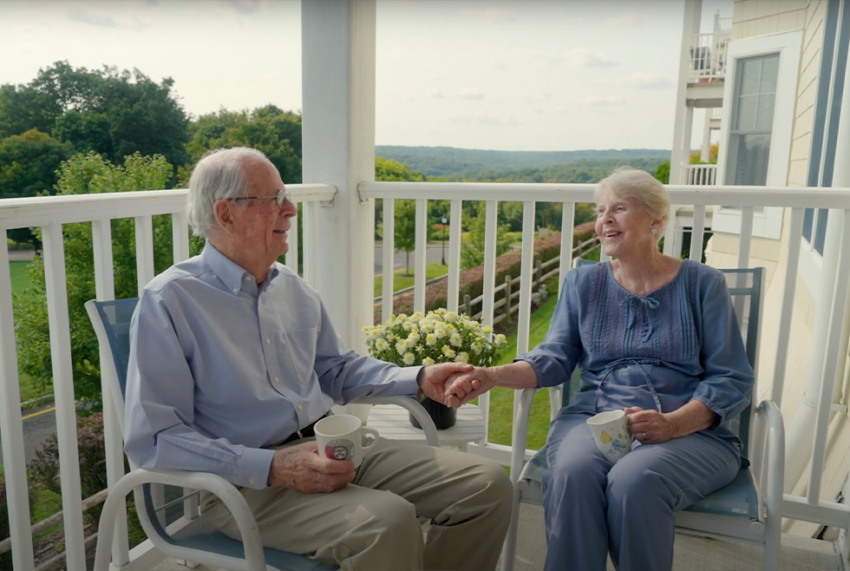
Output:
[361,427,380,452]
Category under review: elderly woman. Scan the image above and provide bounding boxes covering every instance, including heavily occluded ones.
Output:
[447,167,753,571]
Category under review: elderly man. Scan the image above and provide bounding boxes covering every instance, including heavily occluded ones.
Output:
[124,147,512,571]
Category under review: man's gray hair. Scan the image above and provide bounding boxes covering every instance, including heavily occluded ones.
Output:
[594,166,670,240]
[186,147,269,237]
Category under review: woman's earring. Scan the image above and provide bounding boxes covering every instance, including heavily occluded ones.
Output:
[651,227,658,236]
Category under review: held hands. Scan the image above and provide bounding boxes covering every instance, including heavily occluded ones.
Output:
[267,441,355,494]
[624,406,678,444]
[418,362,474,404]
[444,367,495,407]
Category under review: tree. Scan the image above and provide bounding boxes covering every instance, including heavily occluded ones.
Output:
[13,152,203,409]
[653,161,670,184]
[0,129,74,247]
[181,106,301,185]
[0,61,190,168]
[461,208,514,270]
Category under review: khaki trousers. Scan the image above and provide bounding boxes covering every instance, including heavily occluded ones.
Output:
[201,439,512,571]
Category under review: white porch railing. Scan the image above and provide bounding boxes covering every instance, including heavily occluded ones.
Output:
[689,30,730,82]
[681,163,718,185]
[4,182,850,569]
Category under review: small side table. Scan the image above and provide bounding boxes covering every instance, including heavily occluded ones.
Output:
[366,403,486,452]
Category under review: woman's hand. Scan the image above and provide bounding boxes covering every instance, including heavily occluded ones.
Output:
[624,406,678,444]
[625,400,718,444]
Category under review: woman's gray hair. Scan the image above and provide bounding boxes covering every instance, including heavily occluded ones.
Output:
[186,147,270,237]
[594,166,670,240]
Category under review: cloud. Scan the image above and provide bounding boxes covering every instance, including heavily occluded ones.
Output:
[490,60,508,71]
[427,89,445,99]
[224,0,263,15]
[66,8,148,31]
[457,9,516,23]
[619,71,674,89]
[564,48,617,68]
[458,87,484,100]
[448,111,519,126]
[522,48,617,68]
[582,95,626,107]
[15,43,38,53]
[66,8,121,28]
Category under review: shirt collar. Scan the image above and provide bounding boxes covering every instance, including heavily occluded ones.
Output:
[201,243,279,296]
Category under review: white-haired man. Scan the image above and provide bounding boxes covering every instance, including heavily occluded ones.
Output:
[124,147,512,570]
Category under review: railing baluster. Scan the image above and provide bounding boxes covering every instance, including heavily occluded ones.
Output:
[447,200,462,313]
[558,202,576,298]
[480,200,499,441]
[285,210,299,276]
[303,202,317,289]
[134,215,155,291]
[413,199,428,314]
[382,199,395,321]
[513,201,537,444]
[771,208,803,407]
[171,212,191,263]
[92,219,131,567]
[42,222,87,571]
[0,235,35,571]
[737,206,754,268]
[689,205,706,261]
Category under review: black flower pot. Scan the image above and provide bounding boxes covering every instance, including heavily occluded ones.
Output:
[410,397,457,430]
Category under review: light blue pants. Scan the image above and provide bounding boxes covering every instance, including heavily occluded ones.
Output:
[542,413,740,571]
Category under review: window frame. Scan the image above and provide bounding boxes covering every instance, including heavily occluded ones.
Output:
[714,30,803,240]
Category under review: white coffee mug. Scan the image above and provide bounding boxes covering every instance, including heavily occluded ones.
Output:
[587,410,633,464]
[315,414,380,468]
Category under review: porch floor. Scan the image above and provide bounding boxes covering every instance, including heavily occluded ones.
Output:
[150,503,844,571]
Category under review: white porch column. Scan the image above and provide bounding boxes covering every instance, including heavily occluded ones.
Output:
[669,0,701,187]
[301,0,376,354]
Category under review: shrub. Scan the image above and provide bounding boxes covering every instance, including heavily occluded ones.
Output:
[28,414,109,529]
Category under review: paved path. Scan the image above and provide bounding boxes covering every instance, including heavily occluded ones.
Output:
[374,243,447,275]
[8,249,35,261]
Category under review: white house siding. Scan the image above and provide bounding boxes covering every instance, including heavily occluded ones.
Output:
[708,0,850,538]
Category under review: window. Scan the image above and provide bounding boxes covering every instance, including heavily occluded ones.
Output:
[713,30,802,240]
[725,54,779,188]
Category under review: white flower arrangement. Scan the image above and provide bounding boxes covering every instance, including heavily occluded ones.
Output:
[363,309,508,368]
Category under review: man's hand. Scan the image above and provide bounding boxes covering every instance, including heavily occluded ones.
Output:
[444,367,495,407]
[267,441,355,493]
[418,362,474,404]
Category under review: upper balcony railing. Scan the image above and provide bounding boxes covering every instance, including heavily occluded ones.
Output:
[689,30,730,82]
[4,182,850,569]
[681,163,718,186]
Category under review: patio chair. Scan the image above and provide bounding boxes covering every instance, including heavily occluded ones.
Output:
[86,298,439,571]
[501,266,786,571]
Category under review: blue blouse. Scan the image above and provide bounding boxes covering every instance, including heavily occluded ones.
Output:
[516,260,754,447]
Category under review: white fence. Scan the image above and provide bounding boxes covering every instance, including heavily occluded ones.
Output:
[3,182,850,569]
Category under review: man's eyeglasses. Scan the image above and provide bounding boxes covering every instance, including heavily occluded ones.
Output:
[231,189,292,208]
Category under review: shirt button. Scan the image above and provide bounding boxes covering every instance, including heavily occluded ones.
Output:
[248,478,255,485]
[232,288,239,294]
[274,377,280,383]
[266,338,271,344]
[298,404,303,411]
[244,276,251,282]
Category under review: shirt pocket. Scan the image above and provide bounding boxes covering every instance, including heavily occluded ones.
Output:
[282,327,318,385]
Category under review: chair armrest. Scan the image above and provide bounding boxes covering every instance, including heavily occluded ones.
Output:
[510,388,538,485]
[94,469,267,571]
[353,395,440,446]
[756,400,784,545]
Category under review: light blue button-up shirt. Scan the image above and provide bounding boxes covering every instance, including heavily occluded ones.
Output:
[124,244,420,489]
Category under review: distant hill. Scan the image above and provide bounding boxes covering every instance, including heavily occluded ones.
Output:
[375,145,670,179]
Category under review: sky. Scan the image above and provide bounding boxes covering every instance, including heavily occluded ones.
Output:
[0,0,732,152]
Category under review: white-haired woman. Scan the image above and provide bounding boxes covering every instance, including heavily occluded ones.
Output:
[447,167,753,571]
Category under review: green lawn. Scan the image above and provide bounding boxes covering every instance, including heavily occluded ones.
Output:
[10,260,31,293]
[374,262,448,298]
[485,294,560,451]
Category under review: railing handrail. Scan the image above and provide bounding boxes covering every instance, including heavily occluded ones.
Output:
[360,181,850,209]
[0,184,337,231]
